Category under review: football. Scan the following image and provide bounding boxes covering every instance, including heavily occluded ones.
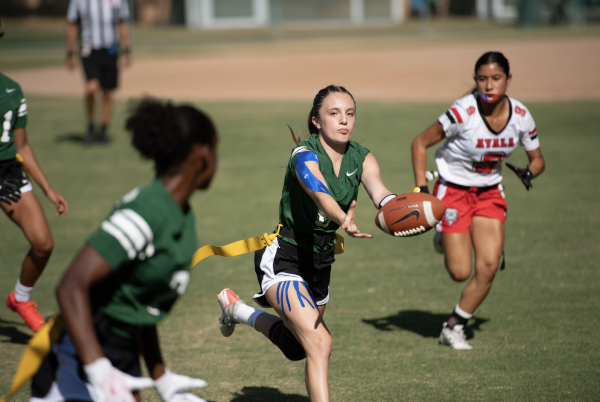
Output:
[375,193,446,237]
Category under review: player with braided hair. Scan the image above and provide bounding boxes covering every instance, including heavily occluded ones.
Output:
[412,51,545,350]
[216,85,395,402]
[0,17,69,333]
[29,98,217,402]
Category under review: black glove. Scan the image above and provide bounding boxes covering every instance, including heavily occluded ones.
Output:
[418,186,429,194]
[0,178,22,205]
[505,162,533,191]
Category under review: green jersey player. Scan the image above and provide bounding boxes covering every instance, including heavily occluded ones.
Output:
[216,85,396,402]
[1,19,69,333]
[31,98,218,402]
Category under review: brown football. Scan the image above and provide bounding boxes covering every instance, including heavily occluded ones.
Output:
[375,193,446,237]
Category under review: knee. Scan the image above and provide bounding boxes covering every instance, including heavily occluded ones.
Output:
[446,264,471,282]
[86,81,99,95]
[475,260,499,281]
[32,235,53,258]
[445,258,471,282]
[448,271,470,282]
[304,333,332,360]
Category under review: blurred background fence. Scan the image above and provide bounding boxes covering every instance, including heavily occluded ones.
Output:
[2,0,599,28]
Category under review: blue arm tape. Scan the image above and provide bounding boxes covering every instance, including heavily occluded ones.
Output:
[295,151,331,196]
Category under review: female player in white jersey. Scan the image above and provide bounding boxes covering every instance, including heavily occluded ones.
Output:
[411,51,545,349]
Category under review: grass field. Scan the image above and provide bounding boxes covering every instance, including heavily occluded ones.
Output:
[1,96,599,401]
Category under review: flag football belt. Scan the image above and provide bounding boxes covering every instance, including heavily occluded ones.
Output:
[2,225,344,401]
[15,153,31,180]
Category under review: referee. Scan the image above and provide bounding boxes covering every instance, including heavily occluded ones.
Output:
[66,0,131,144]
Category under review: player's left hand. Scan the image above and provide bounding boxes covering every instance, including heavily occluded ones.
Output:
[155,369,207,402]
[45,188,69,216]
[505,162,533,190]
[341,200,372,239]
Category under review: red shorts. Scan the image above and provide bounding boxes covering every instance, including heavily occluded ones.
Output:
[433,179,507,233]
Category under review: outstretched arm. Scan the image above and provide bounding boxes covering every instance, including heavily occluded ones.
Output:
[295,151,371,238]
[360,153,394,209]
[57,245,154,400]
[411,121,445,191]
[56,245,111,364]
[13,128,69,216]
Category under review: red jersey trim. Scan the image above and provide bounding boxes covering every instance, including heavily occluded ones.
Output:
[529,127,537,135]
[450,108,463,123]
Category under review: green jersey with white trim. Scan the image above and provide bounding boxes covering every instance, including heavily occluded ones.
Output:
[0,73,28,161]
[279,134,370,252]
[87,179,197,326]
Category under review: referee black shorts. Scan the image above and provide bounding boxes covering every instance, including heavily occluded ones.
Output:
[81,48,119,90]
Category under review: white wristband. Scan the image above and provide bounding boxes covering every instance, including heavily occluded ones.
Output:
[378,194,396,209]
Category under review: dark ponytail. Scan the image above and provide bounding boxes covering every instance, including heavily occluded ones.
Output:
[471,51,511,94]
[126,97,217,174]
[289,85,356,145]
[475,51,510,76]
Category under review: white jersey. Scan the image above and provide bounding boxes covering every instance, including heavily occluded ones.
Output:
[435,94,540,187]
[67,0,130,50]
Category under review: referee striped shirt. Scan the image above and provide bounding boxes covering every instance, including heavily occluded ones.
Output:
[67,0,130,50]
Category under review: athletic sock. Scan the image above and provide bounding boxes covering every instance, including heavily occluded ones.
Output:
[447,304,472,328]
[233,302,265,329]
[14,280,33,302]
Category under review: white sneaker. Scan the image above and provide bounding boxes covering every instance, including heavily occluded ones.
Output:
[439,322,473,350]
[217,288,243,337]
[433,231,444,254]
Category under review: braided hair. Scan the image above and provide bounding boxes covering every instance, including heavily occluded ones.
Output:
[126,97,217,174]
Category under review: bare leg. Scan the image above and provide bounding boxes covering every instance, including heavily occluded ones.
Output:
[1,191,54,287]
[85,79,100,126]
[100,89,112,127]
[441,231,473,282]
[263,284,331,402]
[458,217,504,314]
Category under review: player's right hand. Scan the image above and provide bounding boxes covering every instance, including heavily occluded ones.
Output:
[84,357,154,402]
[155,369,207,402]
[0,178,22,205]
[341,200,372,239]
[45,188,69,217]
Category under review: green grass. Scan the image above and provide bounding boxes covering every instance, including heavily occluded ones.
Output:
[1,98,600,401]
